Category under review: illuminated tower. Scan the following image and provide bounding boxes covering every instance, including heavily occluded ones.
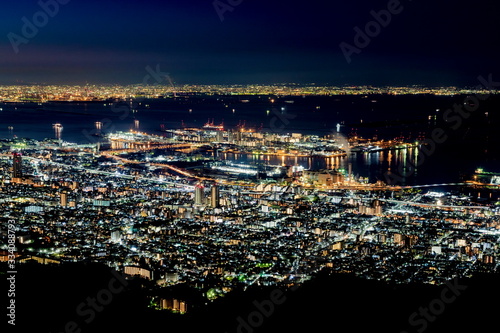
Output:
[194,184,205,205]
[60,191,68,207]
[95,121,102,135]
[372,199,382,215]
[348,162,352,183]
[53,123,63,144]
[210,185,220,208]
[12,153,22,179]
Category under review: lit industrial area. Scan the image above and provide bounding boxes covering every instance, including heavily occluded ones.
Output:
[1,123,499,315]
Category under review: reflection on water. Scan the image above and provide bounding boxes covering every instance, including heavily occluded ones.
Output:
[209,147,423,184]
[2,102,491,186]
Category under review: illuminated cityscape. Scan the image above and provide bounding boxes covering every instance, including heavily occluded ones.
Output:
[0,84,498,103]
[1,104,499,330]
[2,0,500,332]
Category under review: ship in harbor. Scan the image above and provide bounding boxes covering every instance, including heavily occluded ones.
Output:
[471,168,500,186]
[350,141,421,152]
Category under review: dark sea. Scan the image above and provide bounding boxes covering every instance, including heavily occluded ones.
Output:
[1,94,499,187]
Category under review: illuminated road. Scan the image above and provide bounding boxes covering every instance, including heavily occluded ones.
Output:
[100,151,208,180]
[108,142,198,154]
[378,198,488,210]
[8,155,196,190]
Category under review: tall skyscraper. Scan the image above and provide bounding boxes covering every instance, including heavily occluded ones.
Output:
[216,131,224,142]
[12,153,22,179]
[60,192,68,207]
[348,162,352,183]
[211,185,220,208]
[111,230,121,243]
[194,184,205,205]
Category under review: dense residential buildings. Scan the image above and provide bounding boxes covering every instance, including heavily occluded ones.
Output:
[1,131,498,310]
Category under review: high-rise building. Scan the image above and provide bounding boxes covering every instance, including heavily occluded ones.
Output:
[12,153,22,179]
[211,185,220,208]
[394,233,405,246]
[348,162,352,182]
[235,131,242,143]
[194,184,205,205]
[111,230,121,243]
[372,199,382,215]
[216,131,224,142]
[60,192,68,207]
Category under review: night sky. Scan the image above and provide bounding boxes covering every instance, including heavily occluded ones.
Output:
[1,0,499,86]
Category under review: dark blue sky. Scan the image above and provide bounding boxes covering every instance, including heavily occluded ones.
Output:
[1,0,499,86]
